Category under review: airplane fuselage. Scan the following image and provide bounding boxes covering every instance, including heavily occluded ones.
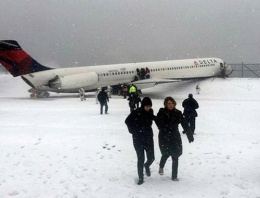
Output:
[0,40,231,96]
[22,57,224,93]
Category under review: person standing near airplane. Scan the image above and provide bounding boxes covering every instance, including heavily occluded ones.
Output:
[196,84,201,94]
[127,93,142,112]
[125,97,156,185]
[78,88,86,101]
[182,93,199,134]
[107,85,112,98]
[122,84,128,99]
[134,94,141,109]
[145,67,150,78]
[127,94,136,112]
[129,84,137,95]
[97,88,109,114]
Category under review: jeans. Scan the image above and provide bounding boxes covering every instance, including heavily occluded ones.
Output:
[100,102,108,114]
[133,137,155,180]
[186,116,196,134]
[159,154,179,178]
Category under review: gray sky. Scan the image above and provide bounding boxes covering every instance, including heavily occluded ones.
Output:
[0,0,259,68]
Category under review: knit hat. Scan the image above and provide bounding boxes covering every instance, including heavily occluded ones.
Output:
[141,97,152,108]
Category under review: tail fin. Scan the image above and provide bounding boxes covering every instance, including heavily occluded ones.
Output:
[0,40,51,77]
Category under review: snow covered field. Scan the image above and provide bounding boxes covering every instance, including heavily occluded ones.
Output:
[0,74,259,198]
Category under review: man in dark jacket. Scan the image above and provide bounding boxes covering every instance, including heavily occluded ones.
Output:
[156,97,194,181]
[97,88,109,114]
[125,97,155,185]
[182,93,199,134]
[127,94,136,112]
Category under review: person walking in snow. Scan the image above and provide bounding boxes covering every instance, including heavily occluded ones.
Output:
[127,94,136,112]
[125,97,156,185]
[122,84,128,99]
[78,88,86,101]
[107,85,112,98]
[196,84,201,94]
[134,94,141,109]
[129,84,137,95]
[97,88,109,114]
[182,93,199,134]
[155,97,194,181]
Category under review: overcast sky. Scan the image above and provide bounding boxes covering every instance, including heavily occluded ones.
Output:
[0,0,259,68]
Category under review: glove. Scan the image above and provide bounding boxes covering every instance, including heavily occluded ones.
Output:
[187,135,194,143]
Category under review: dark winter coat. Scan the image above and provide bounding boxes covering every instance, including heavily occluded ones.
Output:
[125,108,155,143]
[155,108,193,157]
[127,95,136,109]
[97,90,109,104]
[182,98,199,118]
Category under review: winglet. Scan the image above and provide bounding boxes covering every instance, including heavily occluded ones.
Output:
[0,40,51,77]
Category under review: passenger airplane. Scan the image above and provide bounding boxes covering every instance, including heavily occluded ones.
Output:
[0,40,232,98]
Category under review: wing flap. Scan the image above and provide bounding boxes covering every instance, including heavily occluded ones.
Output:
[128,78,181,89]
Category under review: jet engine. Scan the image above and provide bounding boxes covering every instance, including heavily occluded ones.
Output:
[48,72,98,89]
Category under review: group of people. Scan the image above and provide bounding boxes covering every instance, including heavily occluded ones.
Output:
[87,84,199,185]
[125,94,199,185]
[96,84,141,115]
[136,67,151,79]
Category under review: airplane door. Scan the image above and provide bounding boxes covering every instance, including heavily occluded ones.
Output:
[220,63,226,78]
[220,63,224,70]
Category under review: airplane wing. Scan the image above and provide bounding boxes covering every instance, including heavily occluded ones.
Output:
[128,78,181,90]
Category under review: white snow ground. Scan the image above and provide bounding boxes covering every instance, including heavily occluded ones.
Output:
[0,74,259,198]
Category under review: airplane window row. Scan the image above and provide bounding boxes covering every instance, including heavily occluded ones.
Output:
[151,64,212,72]
[98,70,135,77]
[98,64,213,77]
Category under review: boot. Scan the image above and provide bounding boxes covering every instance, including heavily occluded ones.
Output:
[145,165,151,177]
[137,178,144,185]
[159,167,164,175]
[172,177,179,181]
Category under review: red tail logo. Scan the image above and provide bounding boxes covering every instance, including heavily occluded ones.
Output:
[0,40,51,77]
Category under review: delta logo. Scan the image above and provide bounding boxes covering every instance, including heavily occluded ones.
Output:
[198,59,218,65]
[194,61,198,67]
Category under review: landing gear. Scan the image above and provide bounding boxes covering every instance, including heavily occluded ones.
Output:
[37,91,50,98]
[30,93,36,99]
[28,88,50,98]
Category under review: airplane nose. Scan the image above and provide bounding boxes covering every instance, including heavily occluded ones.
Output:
[225,64,234,76]
[219,62,233,78]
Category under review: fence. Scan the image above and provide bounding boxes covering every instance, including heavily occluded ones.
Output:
[227,63,260,78]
